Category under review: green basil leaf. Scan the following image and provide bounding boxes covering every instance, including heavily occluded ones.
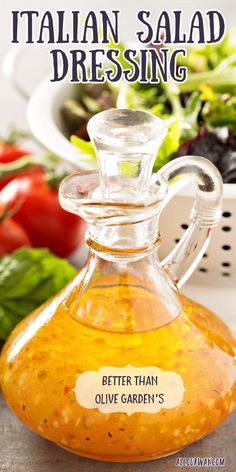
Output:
[0,248,76,340]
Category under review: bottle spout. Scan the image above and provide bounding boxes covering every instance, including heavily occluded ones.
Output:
[87,109,167,202]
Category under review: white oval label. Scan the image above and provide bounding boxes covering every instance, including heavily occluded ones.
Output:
[74,365,185,415]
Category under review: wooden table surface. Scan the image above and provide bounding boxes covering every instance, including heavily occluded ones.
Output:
[0,396,235,472]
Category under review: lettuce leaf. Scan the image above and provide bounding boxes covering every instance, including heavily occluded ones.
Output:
[202,94,236,132]
[153,117,180,171]
[178,28,236,73]
[71,135,96,160]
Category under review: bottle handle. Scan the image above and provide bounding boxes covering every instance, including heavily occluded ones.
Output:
[156,155,223,289]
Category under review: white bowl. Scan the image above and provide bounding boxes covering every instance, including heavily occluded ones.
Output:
[28,79,96,170]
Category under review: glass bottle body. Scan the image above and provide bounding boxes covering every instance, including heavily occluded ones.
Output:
[1,109,236,462]
[1,250,236,462]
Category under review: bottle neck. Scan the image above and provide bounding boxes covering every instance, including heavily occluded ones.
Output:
[86,215,161,262]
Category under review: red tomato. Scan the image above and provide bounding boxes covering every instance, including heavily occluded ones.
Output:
[0,142,28,163]
[0,142,44,190]
[0,174,85,258]
[0,217,31,256]
[0,167,44,191]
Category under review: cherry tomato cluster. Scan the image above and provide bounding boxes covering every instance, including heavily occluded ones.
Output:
[0,139,85,257]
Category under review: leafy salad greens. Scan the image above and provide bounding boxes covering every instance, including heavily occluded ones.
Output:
[62,29,236,182]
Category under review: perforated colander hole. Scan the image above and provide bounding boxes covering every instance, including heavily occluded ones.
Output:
[198,268,208,273]
[222,226,232,232]
[222,245,231,251]
[222,211,232,218]
[222,272,231,277]
[175,239,180,244]
[222,262,231,267]
[203,253,208,258]
[181,223,189,230]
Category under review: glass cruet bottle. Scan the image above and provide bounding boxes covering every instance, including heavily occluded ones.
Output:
[1,109,236,463]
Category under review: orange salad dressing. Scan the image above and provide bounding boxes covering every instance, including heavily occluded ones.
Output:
[1,274,236,462]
